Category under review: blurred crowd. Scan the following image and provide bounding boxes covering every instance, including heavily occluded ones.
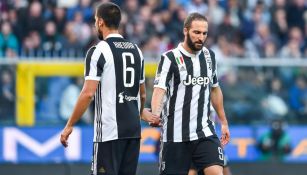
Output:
[0,0,306,59]
[0,0,307,125]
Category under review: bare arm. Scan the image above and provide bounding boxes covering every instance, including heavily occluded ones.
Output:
[139,83,160,124]
[139,83,146,114]
[151,87,166,116]
[60,80,98,147]
[211,86,230,146]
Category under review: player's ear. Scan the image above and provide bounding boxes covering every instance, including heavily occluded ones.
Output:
[99,18,105,28]
[183,27,188,36]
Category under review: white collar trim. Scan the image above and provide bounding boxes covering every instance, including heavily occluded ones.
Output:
[105,33,123,39]
[177,43,201,57]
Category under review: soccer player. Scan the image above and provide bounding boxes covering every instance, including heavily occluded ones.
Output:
[151,12,230,175]
[60,2,159,175]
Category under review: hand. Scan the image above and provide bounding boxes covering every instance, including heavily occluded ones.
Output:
[220,124,230,146]
[141,108,161,127]
[60,126,73,148]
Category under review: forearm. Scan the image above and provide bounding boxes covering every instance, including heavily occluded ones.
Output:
[65,92,93,127]
[140,83,146,115]
[211,86,228,125]
[151,87,166,116]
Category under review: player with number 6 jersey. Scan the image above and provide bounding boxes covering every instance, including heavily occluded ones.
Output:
[60,2,159,175]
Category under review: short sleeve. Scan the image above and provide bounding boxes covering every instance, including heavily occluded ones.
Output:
[153,55,172,90]
[136,45,145,84]
[84,46,106,81]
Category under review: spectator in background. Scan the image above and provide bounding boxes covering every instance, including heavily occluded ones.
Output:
[51,7,67,34]
[25,1,44,35]
[42,21,63,57]
[60,77,92,124]
[207,0,225,27]
[286,0,306,31]
[270,8,288,46]
[70,11,91,47]
[21,30,43,57]
[0,69,15,121]
[289,75,307,121]
[66,0,93,23]
[252,23,278,57]
[257,119,291,161]
[279,27,303,58]
[7,8,23,43]
[0,21,18,58]
[263,78,288,120]
[61,22,83,57]
[185,0,208,14]
[264,40,277,58]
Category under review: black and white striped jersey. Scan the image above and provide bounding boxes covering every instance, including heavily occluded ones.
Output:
[154,43,218,142]
[84,34,145,142]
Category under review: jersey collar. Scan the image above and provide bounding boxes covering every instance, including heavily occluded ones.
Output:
[105,33,123,39]
[178,43,201,57]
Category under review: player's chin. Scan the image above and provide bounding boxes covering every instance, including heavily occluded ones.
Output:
[194,43,203,50]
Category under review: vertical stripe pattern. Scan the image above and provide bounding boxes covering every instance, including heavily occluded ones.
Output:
[181,54,193,141]
[85,35,143,142]
[154,44,219,142]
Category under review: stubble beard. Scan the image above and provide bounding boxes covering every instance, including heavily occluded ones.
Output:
[187,32,204,52]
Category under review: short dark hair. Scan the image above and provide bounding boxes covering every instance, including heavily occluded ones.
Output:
[96,2,121,29]
[183,12,207,29]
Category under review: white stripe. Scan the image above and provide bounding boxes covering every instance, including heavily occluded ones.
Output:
[93,143,98,175]
[202,89,212,137]
[172,49,186,142]
[88,48,101,78]
[154,54,172,90]
[93,41,118,142]
[203,125,213,137]
[159,141,164,172]
[189,87,201,140]
[189,57,201,141]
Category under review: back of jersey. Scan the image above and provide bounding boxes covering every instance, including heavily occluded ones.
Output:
[84,34,144,142]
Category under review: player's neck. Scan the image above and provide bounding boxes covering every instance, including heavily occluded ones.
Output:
[182,42,196,55]
[103,29,120,39]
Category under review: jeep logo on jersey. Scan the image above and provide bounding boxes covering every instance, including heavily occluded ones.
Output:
[183,75,210,86]
[118,92,138,103]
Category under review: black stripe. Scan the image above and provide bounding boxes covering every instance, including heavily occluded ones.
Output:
[98,83,103,141]
[157,55,165,74]
[85,46,96,76]
[207,92,216,135]
[209,49,216,73]
[196,52,206,138]
[94,95,98,141]
[181,53,193,141]
[166,51,178,141]
[209,49,218,84]
[96,83,102,141]
[95,83,99,141]
[208,49,217,135]
[141,59,144,81]
[97,53,106,76]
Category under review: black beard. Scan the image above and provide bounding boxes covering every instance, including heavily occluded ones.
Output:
[187,33,204,52]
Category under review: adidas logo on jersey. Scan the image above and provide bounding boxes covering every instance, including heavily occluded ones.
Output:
[183,75,210,86]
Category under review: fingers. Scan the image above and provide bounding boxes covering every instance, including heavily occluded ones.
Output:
[220,131,230,146]
[60,134,68,147]
[149,122,162,127]
[60,127,72,148]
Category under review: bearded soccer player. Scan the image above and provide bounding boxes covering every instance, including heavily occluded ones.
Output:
[60,2,159,175]
[151,12,230,175]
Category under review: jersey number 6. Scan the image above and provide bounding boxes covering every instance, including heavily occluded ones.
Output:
[122,52,135,87]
